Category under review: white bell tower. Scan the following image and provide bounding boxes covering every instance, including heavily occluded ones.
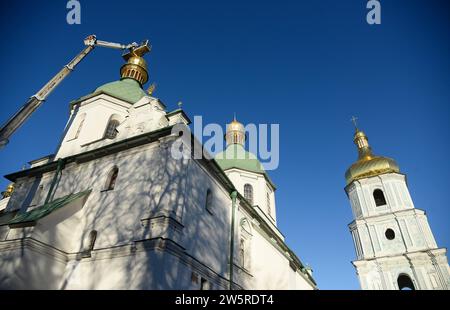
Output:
[344,121,450,290]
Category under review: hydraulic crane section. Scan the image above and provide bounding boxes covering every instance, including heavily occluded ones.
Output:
[0,35,142,148]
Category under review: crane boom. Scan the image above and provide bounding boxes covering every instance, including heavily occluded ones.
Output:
[0,35,139,148]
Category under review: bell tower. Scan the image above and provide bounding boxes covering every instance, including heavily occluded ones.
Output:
[344,119,450,290]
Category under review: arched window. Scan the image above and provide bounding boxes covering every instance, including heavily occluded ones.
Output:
[105,167,119,191]
[205,189,213,213]
[397,274,415,290]
[74,114,86,139]
[104,118,120,139]
[373,189,387,206]
[239,238,246,268]
[239,218,252,271]
[244,184,253,205]
[87,230,97,251]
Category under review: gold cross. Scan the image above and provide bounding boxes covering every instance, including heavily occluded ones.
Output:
[122,40,151,61]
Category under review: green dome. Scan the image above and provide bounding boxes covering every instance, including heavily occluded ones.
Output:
[215,144,276,188]
[215,144,266,175]
[94,78,147,103]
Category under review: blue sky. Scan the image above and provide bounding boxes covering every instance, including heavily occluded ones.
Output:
[0,1,449,289]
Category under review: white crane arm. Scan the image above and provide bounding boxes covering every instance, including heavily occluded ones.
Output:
[0,35,142,148]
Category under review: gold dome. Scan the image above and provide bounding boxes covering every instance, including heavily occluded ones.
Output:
[120,40,151,86]
[120,55,148,85]
[228,119,245,132]
[345,129,399,185]
[226,117,245,146]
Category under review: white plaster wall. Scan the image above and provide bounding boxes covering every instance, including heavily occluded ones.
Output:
[354,250,450,290]
[55,95,170,160]
[246,225,313,290]
[350,209,440,260]
[180,159,231,278]
[56,95,130,159]
[347,173,414,219]
[0,244,67,289]
[224,169,277,225]
[1,135,315,290]
[348,173,449,290]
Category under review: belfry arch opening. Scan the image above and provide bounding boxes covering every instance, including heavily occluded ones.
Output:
[373,189,387,206]
[397,274,415,290]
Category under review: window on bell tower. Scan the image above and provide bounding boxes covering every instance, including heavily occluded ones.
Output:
[373,189,387,206]
[397,274,415,290]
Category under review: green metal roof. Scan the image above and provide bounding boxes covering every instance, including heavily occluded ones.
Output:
[215,144,276,188]
[6,190,91,226]
[215,144,264,173]
[95,78,147,103]
[72,78,147,105]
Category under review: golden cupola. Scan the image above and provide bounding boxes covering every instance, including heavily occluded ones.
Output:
[345,124,400,185]
[120,40,151,86]
[1,183,14,199]
[225,116,246,146]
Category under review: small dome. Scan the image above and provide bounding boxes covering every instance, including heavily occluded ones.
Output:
[126,55,148,70]
[345,129,400,185]
[216,117,276,188]
[225,117,246,146]
[228,119,245,132]
[215,144,265,175]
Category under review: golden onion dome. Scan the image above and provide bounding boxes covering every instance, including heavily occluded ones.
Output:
[120,55,148,85]
[226,117,245,146]
[345,129,399,185]
[228,119,245,132]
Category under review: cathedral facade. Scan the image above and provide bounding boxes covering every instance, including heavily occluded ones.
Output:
[0,45,316,289]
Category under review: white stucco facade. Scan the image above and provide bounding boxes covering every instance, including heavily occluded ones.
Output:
[0,90,316,290]
[346,173,450,290]
[224,168,277,227]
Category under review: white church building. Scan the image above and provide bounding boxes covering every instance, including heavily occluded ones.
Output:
[344,126,450,290]
[0,43,317,289]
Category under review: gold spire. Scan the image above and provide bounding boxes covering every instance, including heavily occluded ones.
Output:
[120,40,151,86]
[351,116,373,160]
[345,120,399,185]
[226,116,245,146]
[353,129,374,161]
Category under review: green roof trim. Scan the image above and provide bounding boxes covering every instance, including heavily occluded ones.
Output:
[6,190,91,226]
[71,78,147,105]
[215,144,276,189]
